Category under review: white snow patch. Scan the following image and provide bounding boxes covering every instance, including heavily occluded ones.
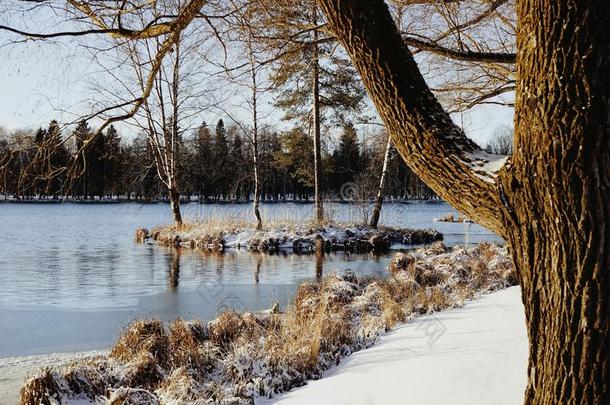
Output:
[262,287,527,405]
[463,151,509,182]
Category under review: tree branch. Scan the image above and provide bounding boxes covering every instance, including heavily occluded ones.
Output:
[317,0,506,234]
[404,36,515,64]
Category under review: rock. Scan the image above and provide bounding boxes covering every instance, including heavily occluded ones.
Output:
[135,228,149,242]
[369,235,388,252]
[437,213,455,222]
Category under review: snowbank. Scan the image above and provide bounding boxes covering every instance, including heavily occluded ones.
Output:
[140,222,443,253]
[0,350,106,405]
[263,286,527,405]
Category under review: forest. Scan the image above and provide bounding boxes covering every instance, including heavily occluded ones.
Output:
[0,118,439,202]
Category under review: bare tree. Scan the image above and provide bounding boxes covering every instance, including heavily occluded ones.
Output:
[370,134,392,228]
[485,125,513,155]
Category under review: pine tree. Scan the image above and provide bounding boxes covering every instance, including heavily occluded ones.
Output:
[261,1,367,221]
[332,123,361,189]
[229,130,246,200]
[104,125,122,198]
[213,119,229,199]
[194,121,213,201]
[274,128,314,200]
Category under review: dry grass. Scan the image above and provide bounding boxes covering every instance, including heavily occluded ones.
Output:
[21,242,516,405]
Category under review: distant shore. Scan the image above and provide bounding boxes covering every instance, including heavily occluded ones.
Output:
[0,197,444,205]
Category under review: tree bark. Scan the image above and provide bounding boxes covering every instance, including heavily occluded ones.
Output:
[370,135,392,228]
[169,186,183,228]
[496,1,610,403]
[318,0,610,404]
[312,4,324,223]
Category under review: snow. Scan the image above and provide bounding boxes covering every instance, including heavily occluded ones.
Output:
[0,350,107,405]
[463,151,509,182]
[262,287,527,405]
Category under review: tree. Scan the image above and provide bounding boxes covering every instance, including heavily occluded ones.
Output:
[370,135,392,228]
[213,119,229,199]
[318,0,609,403]
[246,0,367,222]
[332,123,361,189]
[485,125,513,155]
[274,128,315,200]
[103,125,122,198]
[193,121,214,201]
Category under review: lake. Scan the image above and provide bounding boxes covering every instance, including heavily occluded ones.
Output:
[0,201,502,357]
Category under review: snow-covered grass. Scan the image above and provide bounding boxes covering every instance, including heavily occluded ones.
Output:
[140,221,443,253]
[434,213,473,223]
[19,243,516,404]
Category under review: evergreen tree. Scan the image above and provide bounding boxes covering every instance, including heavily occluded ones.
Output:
[194,121,213,201]
[45,120,69,197]
[229,129,246,200]
[104,125,122,198]
[212,119,229,199]
[332,123,361,189]
[274,128,314,199]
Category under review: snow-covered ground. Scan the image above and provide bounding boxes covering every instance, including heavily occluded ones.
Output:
[2,287,526,405]
[0,350,107,404]
[262,286,527,405]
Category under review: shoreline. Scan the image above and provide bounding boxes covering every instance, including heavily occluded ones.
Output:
[0,350,108,405]
[0,198,445,205]
[19,242,516,404]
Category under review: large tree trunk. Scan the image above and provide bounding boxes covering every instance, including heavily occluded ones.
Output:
[370,135,392,228]
[318,0,610,404]
[312,5,324,223]
[497,1,610,403]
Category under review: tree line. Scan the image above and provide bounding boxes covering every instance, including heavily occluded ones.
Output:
[0,118,436,203]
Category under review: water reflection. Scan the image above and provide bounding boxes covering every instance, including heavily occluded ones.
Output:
[168,247,181,292]
[315,252,324,280]
[254,254,262,284]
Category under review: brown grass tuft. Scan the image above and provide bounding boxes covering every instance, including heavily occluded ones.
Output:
[110,319,169,368]
[20,369,62,405]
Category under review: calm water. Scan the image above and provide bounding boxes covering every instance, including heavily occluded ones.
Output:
[0,201,502,356]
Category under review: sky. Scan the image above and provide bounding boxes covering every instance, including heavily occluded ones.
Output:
[0,9,514,149]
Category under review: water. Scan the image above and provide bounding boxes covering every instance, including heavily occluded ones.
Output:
[0,201,502,357]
